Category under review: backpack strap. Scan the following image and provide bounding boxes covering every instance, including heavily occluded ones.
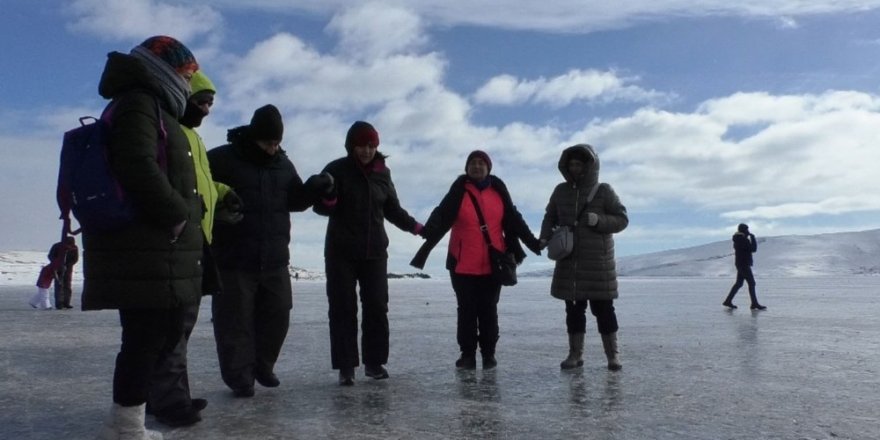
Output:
[570,183,601,226]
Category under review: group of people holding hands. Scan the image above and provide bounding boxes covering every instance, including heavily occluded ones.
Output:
[81,35,628,440]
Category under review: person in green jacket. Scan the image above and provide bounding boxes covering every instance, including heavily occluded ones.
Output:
[146,71,242,427]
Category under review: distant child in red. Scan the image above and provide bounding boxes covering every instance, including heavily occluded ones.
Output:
[29,264,57,310]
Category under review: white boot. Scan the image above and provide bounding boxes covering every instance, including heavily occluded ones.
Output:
[96,403,163,440]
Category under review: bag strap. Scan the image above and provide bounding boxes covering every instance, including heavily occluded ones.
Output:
[465,190,494,247]
[571,183,601,226]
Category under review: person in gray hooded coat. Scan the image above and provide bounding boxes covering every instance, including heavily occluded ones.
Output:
[540,144,628,371]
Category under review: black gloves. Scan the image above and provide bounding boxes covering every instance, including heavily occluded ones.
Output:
[304,172,335,197]
[215,190,244,224]
[524,236,543,256]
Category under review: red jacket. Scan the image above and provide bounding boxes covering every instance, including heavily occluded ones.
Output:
[36,264,56,289]
[448,183,506,275]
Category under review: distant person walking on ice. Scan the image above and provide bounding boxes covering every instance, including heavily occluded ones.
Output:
[723,223,766,310]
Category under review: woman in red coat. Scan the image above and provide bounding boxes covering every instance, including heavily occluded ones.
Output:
[412,150,541,370]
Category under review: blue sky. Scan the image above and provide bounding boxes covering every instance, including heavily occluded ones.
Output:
[3,0,880,275]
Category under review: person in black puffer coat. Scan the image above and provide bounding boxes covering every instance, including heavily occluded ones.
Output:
[540,144,628,372]
[314,121,423,386]
[208,104,331,398]
[722,223,766,310]
[87,35,203,440]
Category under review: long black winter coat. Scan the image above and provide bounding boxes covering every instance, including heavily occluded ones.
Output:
[82,52,203,310]
[540,144,628,302]
[314,155,418,260]
[410,175,541,270]
[208,131,316,272]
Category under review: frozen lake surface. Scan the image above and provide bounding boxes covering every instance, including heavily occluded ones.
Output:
[1,277,878,439]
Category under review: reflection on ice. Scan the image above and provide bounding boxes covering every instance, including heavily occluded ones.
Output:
[2,277,879,439]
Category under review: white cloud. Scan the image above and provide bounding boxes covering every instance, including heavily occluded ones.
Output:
[723,195,880,219]
[473,69,666,107]
[66,0,222,43]
[326,3,428,60]
[582,91,880,220]
[10,0,880,273]
[210,0,880,32]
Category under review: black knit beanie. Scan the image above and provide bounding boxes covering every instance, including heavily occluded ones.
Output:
[249,104,283,141]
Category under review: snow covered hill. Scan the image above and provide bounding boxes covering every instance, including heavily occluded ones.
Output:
[527,228,880,278]
[4,229,880,285]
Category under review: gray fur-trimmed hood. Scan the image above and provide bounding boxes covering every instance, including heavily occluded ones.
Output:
[557,144,599,187]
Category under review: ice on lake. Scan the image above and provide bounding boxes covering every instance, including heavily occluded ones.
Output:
[1,277,878,439]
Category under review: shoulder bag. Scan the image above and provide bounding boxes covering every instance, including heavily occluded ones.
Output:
[547,183,600,261]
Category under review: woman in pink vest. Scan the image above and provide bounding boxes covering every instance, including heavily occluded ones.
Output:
[412,150,541,369]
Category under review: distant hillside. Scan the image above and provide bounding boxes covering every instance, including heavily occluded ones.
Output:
[525,228,880,278]
[5,229,880,285]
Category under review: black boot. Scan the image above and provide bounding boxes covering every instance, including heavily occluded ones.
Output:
[482,354,497,370]
[455,353,476,370]
[364,364,389,380]
[255,370,280,388]
[154,403,202,427]
[338,367,355,386]
[723,290,737,309]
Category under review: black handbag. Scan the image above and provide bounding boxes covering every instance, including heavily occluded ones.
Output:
[466,191,517,286]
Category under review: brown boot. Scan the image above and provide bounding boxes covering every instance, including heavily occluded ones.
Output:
[560,333,584,370]
[601,332,622,371]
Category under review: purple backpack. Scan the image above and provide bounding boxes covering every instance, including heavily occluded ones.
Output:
[56,99,167,235]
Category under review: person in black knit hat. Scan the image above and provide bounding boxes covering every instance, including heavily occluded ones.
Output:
[723,223,766,310]
[314,120,424,385]
[208,104,333,398]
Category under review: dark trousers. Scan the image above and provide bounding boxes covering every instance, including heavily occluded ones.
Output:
[726,266,758,305]
[114,308,185,406]
[326,256,389,369]
[148,299,200,412]
[212,267,291,390]
[53,266,73,308]
[565,299,619,335]
[450,272,501,356]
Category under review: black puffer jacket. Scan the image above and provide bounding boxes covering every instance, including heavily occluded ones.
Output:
[208,129,315,271]
[82,51,203,310]
[314,154,419,260]
[540,144,628,301]
[410,175,541,270]
[732,232,756,268]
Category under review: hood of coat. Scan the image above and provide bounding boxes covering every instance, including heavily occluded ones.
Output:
[557,144,599,187]
[98,51,169,105]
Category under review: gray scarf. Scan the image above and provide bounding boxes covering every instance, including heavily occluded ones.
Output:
[130,46,191,119]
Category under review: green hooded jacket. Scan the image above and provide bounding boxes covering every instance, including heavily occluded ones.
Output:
[183,71,230,244]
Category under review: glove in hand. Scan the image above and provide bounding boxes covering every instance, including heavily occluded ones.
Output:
[305,172,335,196]
[216,190,244,224]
